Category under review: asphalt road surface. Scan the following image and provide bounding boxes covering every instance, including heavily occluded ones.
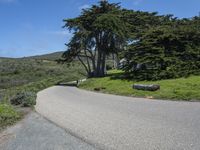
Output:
[0,112,97,150]
[35,86,200,150]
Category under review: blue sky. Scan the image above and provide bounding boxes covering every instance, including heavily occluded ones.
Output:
[0,0,200,58]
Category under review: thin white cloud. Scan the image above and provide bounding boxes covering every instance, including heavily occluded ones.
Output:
[79,4,90,11]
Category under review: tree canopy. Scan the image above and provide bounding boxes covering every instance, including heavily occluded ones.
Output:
[62,1,129,77]
[61,0,200,80]
[123,16,200,80]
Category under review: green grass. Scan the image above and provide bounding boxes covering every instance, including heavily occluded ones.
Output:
[3,74,83,104]
[0,56,85,102]
[0,104,21,130]
[0,57,85,89]
[80,70,200,101]
[0,53,86,129]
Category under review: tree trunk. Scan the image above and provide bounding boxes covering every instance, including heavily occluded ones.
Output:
[115,53,120,69]
[77,56,89,75]
[96,49,102,77]
[84,49,91,74]
[112,53,119,69]
[101,52,106,76]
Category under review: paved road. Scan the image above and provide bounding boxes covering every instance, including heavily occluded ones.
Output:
[35,86,200,150]
[0,112,97,150]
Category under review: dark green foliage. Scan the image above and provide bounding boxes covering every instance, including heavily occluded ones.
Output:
[62,1,129,77]
[106,64,113,70]
[10,92,37,107]
[62,1,200,81]
[124,17,200,80]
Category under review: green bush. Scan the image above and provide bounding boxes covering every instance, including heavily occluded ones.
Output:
[106,64,113,70]
[10,92,37,107]
[0,104,21,129]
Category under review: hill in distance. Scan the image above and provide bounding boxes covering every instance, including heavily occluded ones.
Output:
[0,51,64,61]
[27,51,64,61]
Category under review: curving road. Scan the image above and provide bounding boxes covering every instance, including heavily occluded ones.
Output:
[35,86,200,150]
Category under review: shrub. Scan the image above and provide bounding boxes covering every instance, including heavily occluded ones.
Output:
[0,104,21,129]
[106,64,113,70]
[10,92,37,107]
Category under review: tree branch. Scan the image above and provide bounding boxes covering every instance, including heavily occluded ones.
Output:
[77,56,89,74]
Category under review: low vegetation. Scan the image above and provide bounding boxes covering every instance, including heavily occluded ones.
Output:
[80,70,200,101]
[10,92,37,107]
[0,56,83,89]
[0,52,85,129]
[0,104,21,130]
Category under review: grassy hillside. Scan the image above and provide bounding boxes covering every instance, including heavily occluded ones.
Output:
[80,70,200,101]
[0,52,85,129]
[0,58,84,89]
[0,55,85,100]
[27,51,64,61]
